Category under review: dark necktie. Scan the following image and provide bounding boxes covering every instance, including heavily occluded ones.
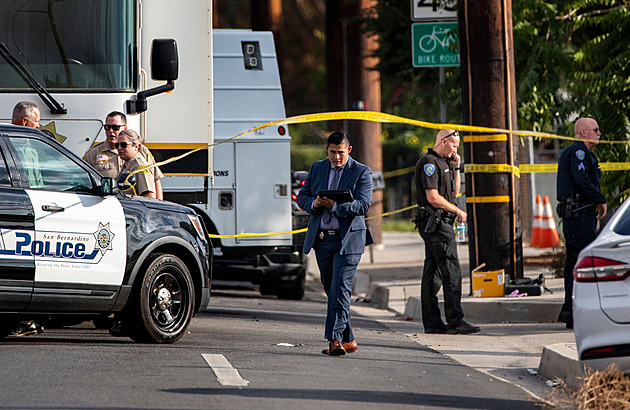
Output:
[330,166,341,190]
[322,167,341,225]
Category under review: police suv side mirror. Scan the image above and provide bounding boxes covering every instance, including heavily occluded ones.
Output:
[117,172,137,192]
[126,39,178,114]
[100,177,118,196]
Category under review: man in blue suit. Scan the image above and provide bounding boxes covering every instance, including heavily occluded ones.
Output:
[297,131,373,356]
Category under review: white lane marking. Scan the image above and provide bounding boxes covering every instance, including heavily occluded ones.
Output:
[202,354,250,387]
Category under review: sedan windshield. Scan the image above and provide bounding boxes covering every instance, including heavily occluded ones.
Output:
[0,0,135,91]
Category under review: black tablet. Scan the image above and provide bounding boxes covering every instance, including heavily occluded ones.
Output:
[318,189,354,203]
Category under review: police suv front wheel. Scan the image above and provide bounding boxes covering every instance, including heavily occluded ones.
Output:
[126,253,195,344]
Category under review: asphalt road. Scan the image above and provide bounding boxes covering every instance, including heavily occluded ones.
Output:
[0,280,543,409]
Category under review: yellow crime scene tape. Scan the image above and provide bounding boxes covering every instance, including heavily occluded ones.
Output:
[121,110,629,238]
[464,163,521,178]
[463,134,508,142]
[207,204,420,239]
[383,166,415,178]
[466,196,510,203]
[384,162,630,179]
[209,228,307,239]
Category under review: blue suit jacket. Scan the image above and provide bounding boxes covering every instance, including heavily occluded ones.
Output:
[297,156,373,255]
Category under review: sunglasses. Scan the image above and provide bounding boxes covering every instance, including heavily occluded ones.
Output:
[114,142,134,149]
[104,124,123,131]
[589,128,599,133]
[443,130,459,140]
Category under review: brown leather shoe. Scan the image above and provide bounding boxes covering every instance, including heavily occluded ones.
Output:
[321,340,346,356]
[343,340,358,353]
[322,340,357,355]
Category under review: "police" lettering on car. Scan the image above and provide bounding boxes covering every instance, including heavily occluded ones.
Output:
[15,232,98,259]
[0,223,115,263]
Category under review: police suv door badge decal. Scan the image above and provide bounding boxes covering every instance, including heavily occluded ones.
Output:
[94,222,115,255]
[576,150,585,161]
[424,164,436,177]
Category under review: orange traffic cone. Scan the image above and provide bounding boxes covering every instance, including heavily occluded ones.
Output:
[530,194,543,247]
[537,195,560,248]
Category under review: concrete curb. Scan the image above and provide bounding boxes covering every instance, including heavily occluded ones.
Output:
[402,295,564,323]
[364,280,564,323]
[368,281,420,313]
[352,271,370,295]
[538,343,584,389]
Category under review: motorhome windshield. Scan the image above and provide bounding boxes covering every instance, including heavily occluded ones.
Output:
[0,0,135,91]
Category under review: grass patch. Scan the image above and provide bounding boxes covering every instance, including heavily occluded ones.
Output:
[382,219,417,232]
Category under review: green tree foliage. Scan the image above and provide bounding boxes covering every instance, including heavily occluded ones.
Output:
[513,0,574,133]
[570,2,630,205]
[513,0,630,206]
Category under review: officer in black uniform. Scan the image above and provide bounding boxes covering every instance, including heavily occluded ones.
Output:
[415,129,480,335]
[556,117,607,329]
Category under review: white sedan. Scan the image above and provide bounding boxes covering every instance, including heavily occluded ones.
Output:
[574,196,630,373]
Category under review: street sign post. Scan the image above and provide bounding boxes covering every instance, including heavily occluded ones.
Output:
[411,0,457,21]
[411,22,459,67]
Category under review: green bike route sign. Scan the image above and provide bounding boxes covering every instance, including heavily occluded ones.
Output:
[412,22,460,68]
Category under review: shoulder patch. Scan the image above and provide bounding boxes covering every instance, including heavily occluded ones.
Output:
[576,150,585,161]
[424,163,436,177]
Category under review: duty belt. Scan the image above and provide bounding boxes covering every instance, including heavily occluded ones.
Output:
[419,207,456,223]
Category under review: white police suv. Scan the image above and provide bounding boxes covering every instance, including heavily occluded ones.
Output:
[0,125,211,343]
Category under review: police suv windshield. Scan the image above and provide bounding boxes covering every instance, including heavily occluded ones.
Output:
[0,0,135,91]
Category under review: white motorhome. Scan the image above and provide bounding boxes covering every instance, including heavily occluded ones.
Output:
[0,1,301,298]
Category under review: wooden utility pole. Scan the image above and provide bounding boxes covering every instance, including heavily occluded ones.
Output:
[251,0,283,32]
[251,0,284,76]
[459,0,523,278]
[326,0,383,244]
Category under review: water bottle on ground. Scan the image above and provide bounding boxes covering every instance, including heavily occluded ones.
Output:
[456,222,466,243]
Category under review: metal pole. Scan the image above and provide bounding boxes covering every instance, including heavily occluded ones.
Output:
[528,136,536,223]
[439,66,446,123]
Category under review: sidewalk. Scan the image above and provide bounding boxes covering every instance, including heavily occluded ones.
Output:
[308,232,584,397]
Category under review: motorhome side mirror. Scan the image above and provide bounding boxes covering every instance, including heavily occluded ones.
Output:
[117,172,137,191]
[126,39,178,114]
[151,39,178,81]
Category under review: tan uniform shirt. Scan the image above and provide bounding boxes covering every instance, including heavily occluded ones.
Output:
[84,141,120,178]
[120,152,156,196]
[84,142,164,180]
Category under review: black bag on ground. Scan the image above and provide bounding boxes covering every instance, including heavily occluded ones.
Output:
[504,273,550,296]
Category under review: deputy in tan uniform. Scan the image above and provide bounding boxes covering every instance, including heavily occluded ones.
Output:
[116,129,156,198]
[84,111,163,199]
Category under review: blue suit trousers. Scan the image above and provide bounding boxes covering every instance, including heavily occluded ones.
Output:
[314,235,361,342]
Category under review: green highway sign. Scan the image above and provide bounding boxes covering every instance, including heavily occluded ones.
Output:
[412,22,460,68]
